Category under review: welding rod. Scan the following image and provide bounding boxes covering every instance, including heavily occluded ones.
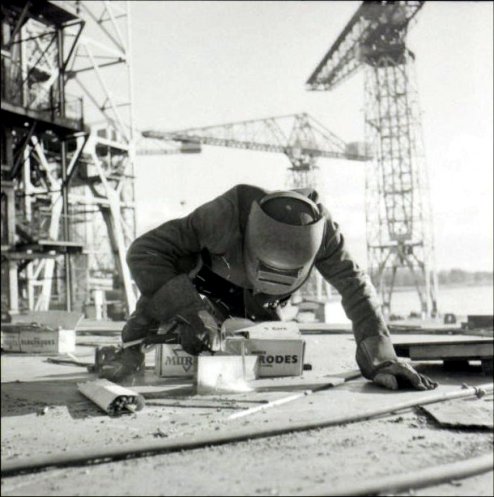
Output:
[229,369,362,420]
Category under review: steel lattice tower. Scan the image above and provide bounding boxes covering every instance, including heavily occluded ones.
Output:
[1,0,137,317]
[306,1,438,316]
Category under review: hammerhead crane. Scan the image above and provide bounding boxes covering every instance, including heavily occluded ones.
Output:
[141,113,369,301]
[306,1,438,317]
[142,112,369,186]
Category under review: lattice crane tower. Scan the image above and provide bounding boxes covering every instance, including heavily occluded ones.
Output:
[306,1,438,317]
[143,113,368,300]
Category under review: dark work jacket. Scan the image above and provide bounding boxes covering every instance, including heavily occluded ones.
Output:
[127,184,398,378]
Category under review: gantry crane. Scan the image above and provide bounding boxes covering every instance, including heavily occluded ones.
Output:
[142,112,369,187]
[142,113,369,300]
[306,1,438,317]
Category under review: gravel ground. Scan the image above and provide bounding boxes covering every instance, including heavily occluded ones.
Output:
[1,333,492,496]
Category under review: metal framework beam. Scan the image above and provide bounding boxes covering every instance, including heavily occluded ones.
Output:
[142,113,367,163]
[1,0,137,317]
[306,1,424,91]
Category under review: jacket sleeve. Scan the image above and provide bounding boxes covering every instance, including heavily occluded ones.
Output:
[126,188,238,320]
[314,204,398,378]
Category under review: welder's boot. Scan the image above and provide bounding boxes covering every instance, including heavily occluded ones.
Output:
[98,298,160,382]
[97,345,145,382]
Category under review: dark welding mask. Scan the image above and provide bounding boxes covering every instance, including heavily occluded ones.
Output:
[244,191,325,296]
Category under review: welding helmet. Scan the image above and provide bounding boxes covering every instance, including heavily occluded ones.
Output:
[244,191,325,296]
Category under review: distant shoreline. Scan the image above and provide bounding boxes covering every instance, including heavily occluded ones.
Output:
[391,282,493,293]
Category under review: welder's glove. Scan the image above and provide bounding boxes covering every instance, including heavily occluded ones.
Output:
[176,309,221,355]
[372,360,438,391]
[356,335,438,391]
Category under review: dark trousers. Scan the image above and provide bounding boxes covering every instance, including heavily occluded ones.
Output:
[122,265,280,344]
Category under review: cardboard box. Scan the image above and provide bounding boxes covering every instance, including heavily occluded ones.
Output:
[224,321,305,377]
[155,344,198,377]
[1,311,81,354]
[155,321,306,378]
[224,337,305,377]
[1,324,76,354]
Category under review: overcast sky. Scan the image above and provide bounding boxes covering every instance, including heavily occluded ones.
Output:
[130,1,493,272]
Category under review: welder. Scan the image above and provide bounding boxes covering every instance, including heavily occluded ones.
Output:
[101,184,437,391]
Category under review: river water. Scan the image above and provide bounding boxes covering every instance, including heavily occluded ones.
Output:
[323,284,493,323]
[391,284,493,316]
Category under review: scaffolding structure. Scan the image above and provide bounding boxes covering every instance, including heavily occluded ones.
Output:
[306,1,438,316]
[143,113,369,301]
[1,0,137,317]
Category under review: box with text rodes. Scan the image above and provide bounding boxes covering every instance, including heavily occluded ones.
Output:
[223,321,305,377]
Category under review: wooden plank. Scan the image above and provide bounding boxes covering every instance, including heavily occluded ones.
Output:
[396,338,493,347]
[467,315,494,330]
[394,338,493,360]
[408,342,493,360]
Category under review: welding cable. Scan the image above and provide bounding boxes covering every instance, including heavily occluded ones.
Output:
[311,452,494,496]
[1,382,492,477]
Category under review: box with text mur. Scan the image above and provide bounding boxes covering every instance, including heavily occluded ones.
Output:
[155,344,198,377]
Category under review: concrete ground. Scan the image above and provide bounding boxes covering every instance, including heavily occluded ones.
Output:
[1,329,493,496]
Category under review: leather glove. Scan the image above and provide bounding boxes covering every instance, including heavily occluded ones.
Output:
[176,309,221,355]
[372,360,438,391]
[356,335,438,391]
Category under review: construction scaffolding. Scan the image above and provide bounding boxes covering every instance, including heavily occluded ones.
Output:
[1,0,137,318]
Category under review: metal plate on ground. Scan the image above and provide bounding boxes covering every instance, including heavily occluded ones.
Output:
[421,398,493,429]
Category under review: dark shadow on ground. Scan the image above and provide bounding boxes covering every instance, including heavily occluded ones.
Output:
[1,376,103,419]
[413,361,489,386]
[0,370,196,419]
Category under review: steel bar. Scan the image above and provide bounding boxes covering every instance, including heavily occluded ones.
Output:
[314,452,493,496]
[45,357,92,367]
[79,2,125,54]
[2,383,491,477]
[228,370,362,420]
[62,20,85,71]
[58,26,72,312]
[7,0,31,50]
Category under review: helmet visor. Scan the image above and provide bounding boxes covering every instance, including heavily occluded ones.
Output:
[244,200,325,296]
